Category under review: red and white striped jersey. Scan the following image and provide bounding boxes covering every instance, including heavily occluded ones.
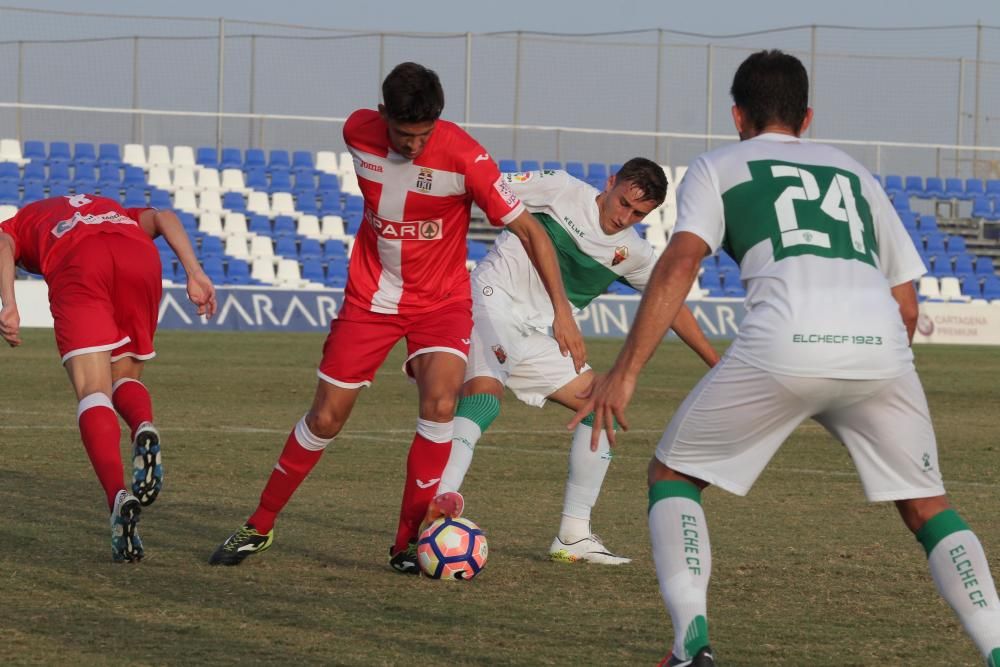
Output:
[343,109,525,314]
[0,194,151,276]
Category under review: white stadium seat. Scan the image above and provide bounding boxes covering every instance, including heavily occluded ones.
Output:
[249,235,274,260]
[122,144,147,169]
[223,212,248,237]
[197,168,221,193]
[172,189,198,214]
[0,138,27,165]
[251,257,276,284]
[147,166,172,192]
[918,276,942,301]
[172,145,196,170]
[276,258,305,288]
[0,204,18,221]
[297,214,321,239]
[939,276,971,302]
[147,145,172,169]
[316,150,339,174]
[271,192,298,218]
[197,212,223,236]
[172,166,197,193]
[198,191,224,215]
[321,215,346,240]
[221,168,248,194]
[246,191,272,217]
[224,235,250,260]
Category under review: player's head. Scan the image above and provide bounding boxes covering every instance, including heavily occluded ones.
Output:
[379,62,445,160]
[730,49,812,140]
[595,157,666,235]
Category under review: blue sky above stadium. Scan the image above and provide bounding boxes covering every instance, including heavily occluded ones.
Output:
[20,0,1000,33]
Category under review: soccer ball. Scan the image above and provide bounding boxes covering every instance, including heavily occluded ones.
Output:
[417,516,488,580]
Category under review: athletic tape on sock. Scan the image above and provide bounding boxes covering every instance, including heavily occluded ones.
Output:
[295,415,334,452]
[454,394,501,431]
[416,418,454,443]
[111,377,143,394]
[77,392,114,419]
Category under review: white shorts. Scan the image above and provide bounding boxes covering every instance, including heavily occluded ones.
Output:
[655,354,945,502]
[465,298,588,408]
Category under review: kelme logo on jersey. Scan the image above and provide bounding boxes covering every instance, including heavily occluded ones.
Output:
[612,245,629,266]
[365,210,443,241]
[416,167,434,193]
[491,344,507,364]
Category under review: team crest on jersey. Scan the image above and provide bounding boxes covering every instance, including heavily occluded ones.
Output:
[612,245,629,266]
[491,344,507,364]
[416,167,434,192]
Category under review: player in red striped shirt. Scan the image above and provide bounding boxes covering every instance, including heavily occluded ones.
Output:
[210,62,585,572]
[0,194,216,562]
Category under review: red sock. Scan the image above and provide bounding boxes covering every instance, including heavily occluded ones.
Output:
[78,394,125,511]
[248,417,330,534]
[393,420,454,553]
[112,378,154,440]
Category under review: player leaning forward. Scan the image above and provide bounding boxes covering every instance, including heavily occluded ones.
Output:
[575,50,1000,666]
[0,194,216,562]
[436,159,718,564]
[210,62,584,571]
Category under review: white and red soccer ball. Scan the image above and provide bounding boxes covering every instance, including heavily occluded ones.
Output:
[417,516,488,580]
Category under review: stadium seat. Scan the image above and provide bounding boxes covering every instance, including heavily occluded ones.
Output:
[0,203,17,221]
[196,146,218,170]
[301,259,325,284]
[293,172,316,196]
[223,212,248,237]
[246,191,271,217]
[23,141,45,163]
[149,188,172,210]
[251,257,276,284]
[975,256,995,275]
[198,212,223,236]
[565,162,585,179]
[542,161,562,171]
[73,163,97,191]
[917,276,942,301]
[244,167,268,192]
[272,216,296,238]
[244,148,266,170]
[0,138,27,165]
[227,258,251,285]
[172,167,197,193]
[981,275,1000,301]
[892,192,911,213]
[987,180,1000,201]
[21,181,45,205]
[122,165,145,189]
[173,146,196,171]
[271,192,297,218]
[467,240,489,261]
[297,214,321,239]
[269,170,293,194]
[903,176,923,196]
[222,191,246,213]
[48,162,72,186]
[122,144,147,169]
[299,238,323,261]
[971,196,993,219]
[147,145,172,169]
[295,193,318,217]
[898,211,918,232]
[173,189,198,214]
[248,215,271,237]
[324,238,348,260]
[0,162,19,183]
[93,143,119,169]
[940,276,970,302]
[48,142,71,165]
[317,172,340,197]
[943,178,965,200]
[268,150,291,174]
[883,174,903,196]
[201,256,226,284]
[221,168,248,193]
[315,151,338,174]
[921,177,945,199]
[520,160,540,172]
[22,161,46,186]
[275,258,305,288]
[198,191,224,215]
[122,186,147,209]
[291,150,315,175]
[48,182,70,197]
[918,215,938,233]
[947,235,967,254]
[343,211,363,235]
[953,254,976,280]
[219,148,242,171]
[147,166,171,192]
[249,235,274,260]
[73,143,96,167]
[498,159,517,172]
[199,235,224,259]
[197,168,222,193]
[321,215,346,240]
[966,179,985,199]
[224,235,250,261]
[587,163,608,180]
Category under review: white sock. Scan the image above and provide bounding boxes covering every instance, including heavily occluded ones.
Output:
[438,416,480,494]
[558,422,612,541]
[924,526,1000,659]
[649,481,711,661]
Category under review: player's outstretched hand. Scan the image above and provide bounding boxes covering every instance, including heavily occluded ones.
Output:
[553,308,587,374]
[568,369,634,450]
[187,271,218,318]
[0,303,22,347]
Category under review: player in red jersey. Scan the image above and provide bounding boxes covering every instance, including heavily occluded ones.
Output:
[210,62,585,571]
[0,193,216,562]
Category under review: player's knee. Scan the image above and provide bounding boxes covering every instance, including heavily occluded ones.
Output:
[646,457,709,490]
[420,394,459,422]
[896,495,952,534]
[305,409,345,440]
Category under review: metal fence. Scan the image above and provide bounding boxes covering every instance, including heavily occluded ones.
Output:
[1,6,999,178]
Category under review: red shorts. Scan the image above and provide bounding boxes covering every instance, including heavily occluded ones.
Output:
[47,233,162,364]
[317,298,472,388]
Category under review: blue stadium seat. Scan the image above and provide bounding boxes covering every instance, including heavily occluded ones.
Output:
[0,162,19,183]
[975,256,995,275]
[982,275,1000,301]
[543,161,562,171]
[160,257,175,282]
[48,181,70,197]
[898,211,918,232]
[98,143,121,167]
[343,195,364,214]
[199,235,224,259]
[178,212,198,235]
[723,284,747,298]
[295,193,318,216]
[587,163,608,180]
[882,175,903,196]
[717,251,739,273]
[921,177,944,199]
[268,170,292,194]
[966,179,985,199]
[196,146,218,170]
[700,269,723,296]
[201,256,226,284]
[301,259,324,283]
[220,147,242,170]
[586,176,605,190]
[97,164,122,192]
[244,167,267,192]
[73,143,96,167]
[48,142,71,165]
[971,195,993,219]
[73,164,98,192]
[918,215,938,233]
[924,233,947,259]
[953,254,976,279]
[325,261,348,288]
[943,178,965,200]
[293,172,316,195]
[122,165,146,189]
[248,215,271,236]
[317,172,341,197]
[48,162,72,186]
[610,163,623,175]
[20,182,45,206]
[987,180,1000,201]
[149,188,172,209]
[222,192,246,213]
[467,240,489,261]
[244,148,266,170]
[22,161,46,185]
[272,216,296,238]
[344,211,362,235]
[904,176,923,196]
[268,150,291,173]
[274,235,298,258]
[23,140,45,162]
[565,162,585,179]
[299,238,323,261]
[123,187,147,208]
[498,159,517,172]
[324,239,347,260]
[520,160,540,172]
[292,151,314,175]
[227,259,251,285]
[947,235,967,254]
[319,192,342,216]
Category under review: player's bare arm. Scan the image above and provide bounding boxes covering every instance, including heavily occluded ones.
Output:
[0,231,21,347]
[890,281,919,345]
[570,231,708,448]
[670,304,720,367]
[505,209,587,372]
[139,209,217,318]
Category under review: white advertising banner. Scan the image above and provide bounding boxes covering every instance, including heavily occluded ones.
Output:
[914,302,1000,345]
[13,280,53,327]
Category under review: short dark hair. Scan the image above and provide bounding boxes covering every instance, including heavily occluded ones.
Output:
[381,62,445,123]
[730,49,809,134]
[614,157,667,206]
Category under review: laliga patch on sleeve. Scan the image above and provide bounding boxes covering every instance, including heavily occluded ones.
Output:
[493,176,520,208]
[504,172,532,184]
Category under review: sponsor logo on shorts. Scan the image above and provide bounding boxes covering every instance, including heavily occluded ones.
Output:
[916,312,934,336]
[366,210,443,241]
[612,245,629,266]
[357,157,384,173]
[51,211,138,239]
[416,167,434,192]
[493,176,520,209]
[482,286,494,296]
[922,452,934,472]
[491,344,507,364]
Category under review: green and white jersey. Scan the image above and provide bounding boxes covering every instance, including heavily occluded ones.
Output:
[472,169,656,331]
[676,133,926,379]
